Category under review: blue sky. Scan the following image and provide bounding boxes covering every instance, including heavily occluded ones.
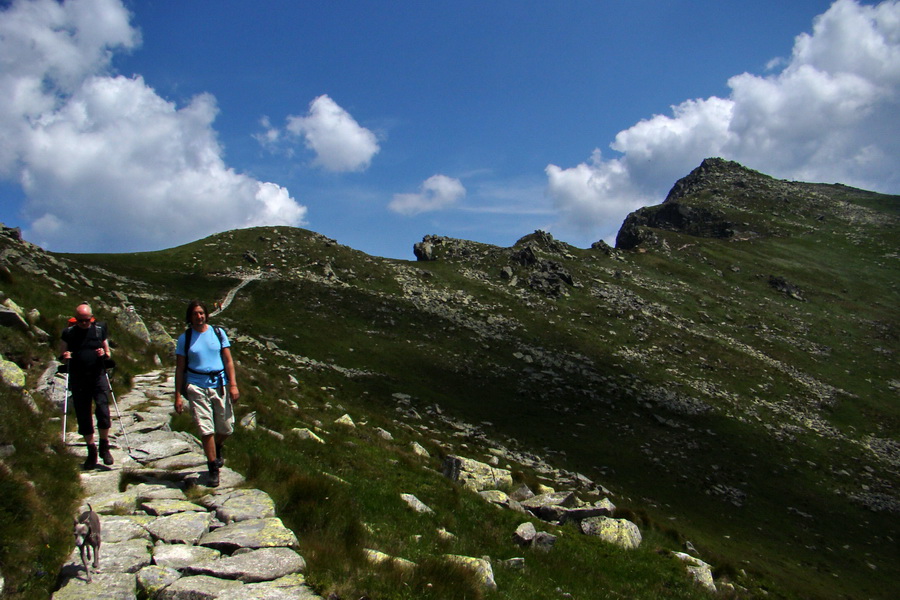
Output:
[1,0,897,258]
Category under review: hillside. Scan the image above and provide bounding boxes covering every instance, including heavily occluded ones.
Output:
[0,158,897,599]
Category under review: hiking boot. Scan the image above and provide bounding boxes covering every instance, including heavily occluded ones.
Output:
[83,443,98,470]
[214,443,224,468]
[99,438,114,466]
[207,461,220,487]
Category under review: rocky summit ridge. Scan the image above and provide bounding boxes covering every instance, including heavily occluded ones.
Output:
[0,158,897,599]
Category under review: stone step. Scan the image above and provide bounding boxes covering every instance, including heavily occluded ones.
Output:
[54,371,322,599]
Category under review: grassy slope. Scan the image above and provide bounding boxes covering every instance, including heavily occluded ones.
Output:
[1,164,896,599]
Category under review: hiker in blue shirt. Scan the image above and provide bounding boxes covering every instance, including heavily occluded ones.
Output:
[174,300,240,487]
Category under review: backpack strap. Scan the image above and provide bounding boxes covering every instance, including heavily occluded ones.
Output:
[183,326,227,376]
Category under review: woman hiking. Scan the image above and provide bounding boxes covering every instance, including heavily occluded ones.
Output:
[173,300,240,487]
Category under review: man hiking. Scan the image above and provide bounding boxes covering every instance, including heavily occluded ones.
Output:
[60,303,113,469]
[173,300,240,487]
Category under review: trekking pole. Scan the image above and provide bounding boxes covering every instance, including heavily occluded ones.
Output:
[103,363,132,455]
[60,360,69,443]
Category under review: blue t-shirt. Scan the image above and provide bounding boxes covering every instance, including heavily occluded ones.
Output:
[176,326,231,388]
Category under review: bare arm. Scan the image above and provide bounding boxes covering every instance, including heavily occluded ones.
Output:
[174,354,186,413]
[221,347,240,401]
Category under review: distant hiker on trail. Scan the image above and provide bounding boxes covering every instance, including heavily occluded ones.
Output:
[59,303,113,469]
[173,299,240,487]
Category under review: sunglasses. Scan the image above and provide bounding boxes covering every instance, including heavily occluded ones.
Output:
[76,317,93,323]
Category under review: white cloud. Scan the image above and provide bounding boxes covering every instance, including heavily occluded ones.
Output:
[546,0,900,244]
[285,94,380,172]
[390,174,466,216]
[0,0,307,252]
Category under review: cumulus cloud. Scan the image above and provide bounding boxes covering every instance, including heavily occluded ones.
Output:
[284,94,380,172]
[0,0,307,252]
[546,0,900,243]
[390,174,466,216]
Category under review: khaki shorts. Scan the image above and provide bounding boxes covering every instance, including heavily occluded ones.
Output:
[185,384,234,437]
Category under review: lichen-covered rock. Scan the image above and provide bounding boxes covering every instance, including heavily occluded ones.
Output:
[0,357,25,389]
[580,516,642,549]
[442,455,513,492]
[673,552,717,593]
[217,573,324,600]
[153,544,222,571]
[157,574,243,599]
[200,488,278,523]
[99,516,152,543]
[444,555,497,591]
[186,547,306,583]
[199,518,299,553]
[140,498,206,516]
[145,511,214,545]
[52,572,137,600]
[136,565,181,598]
[291,428,325,444]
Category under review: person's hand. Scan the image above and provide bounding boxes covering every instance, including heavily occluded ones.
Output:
[61,351,72,360]
[94,347,106,357]
[229,384,240,402]
[174,396,184,414]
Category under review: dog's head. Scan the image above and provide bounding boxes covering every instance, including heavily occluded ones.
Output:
[73,520,90,546]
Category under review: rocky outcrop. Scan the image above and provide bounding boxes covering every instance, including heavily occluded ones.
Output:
[616,200,735,249]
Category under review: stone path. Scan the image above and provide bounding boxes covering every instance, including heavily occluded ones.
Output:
[53,370,322,600]
[210,272,262,318]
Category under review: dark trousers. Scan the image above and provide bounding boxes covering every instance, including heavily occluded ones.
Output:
[72,386,111,436]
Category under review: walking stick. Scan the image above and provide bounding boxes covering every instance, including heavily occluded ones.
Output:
[103,361,132,455]
[60,360,69,443]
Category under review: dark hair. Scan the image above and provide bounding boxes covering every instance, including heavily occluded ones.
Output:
[185,300,209,324]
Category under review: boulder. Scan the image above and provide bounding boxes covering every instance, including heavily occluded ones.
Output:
[115,306,152,344]
[413,239,435,261]
[513,522,536,546]
[400,493,434,514]
[533,531,558,551]
[0,358,25,389]
[444,555,497,591]
[0,305,28,332]
[442,455,513,492]
[673,552,717,593]
[580,516,642,549]
[520,491,576,521]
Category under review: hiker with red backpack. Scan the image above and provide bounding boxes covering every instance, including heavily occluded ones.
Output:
[59,303,114,469]
[173,299,240,487]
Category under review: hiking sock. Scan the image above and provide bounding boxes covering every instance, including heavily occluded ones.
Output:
[207,461,220,487]
[99,438,114,465]
[83,443,98,470]
[214,443,224,468]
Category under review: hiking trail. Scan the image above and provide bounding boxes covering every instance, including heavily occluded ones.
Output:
[53,369,321,599]
[210,272,262,317]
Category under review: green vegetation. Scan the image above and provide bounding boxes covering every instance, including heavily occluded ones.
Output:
[0,160,896,598]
